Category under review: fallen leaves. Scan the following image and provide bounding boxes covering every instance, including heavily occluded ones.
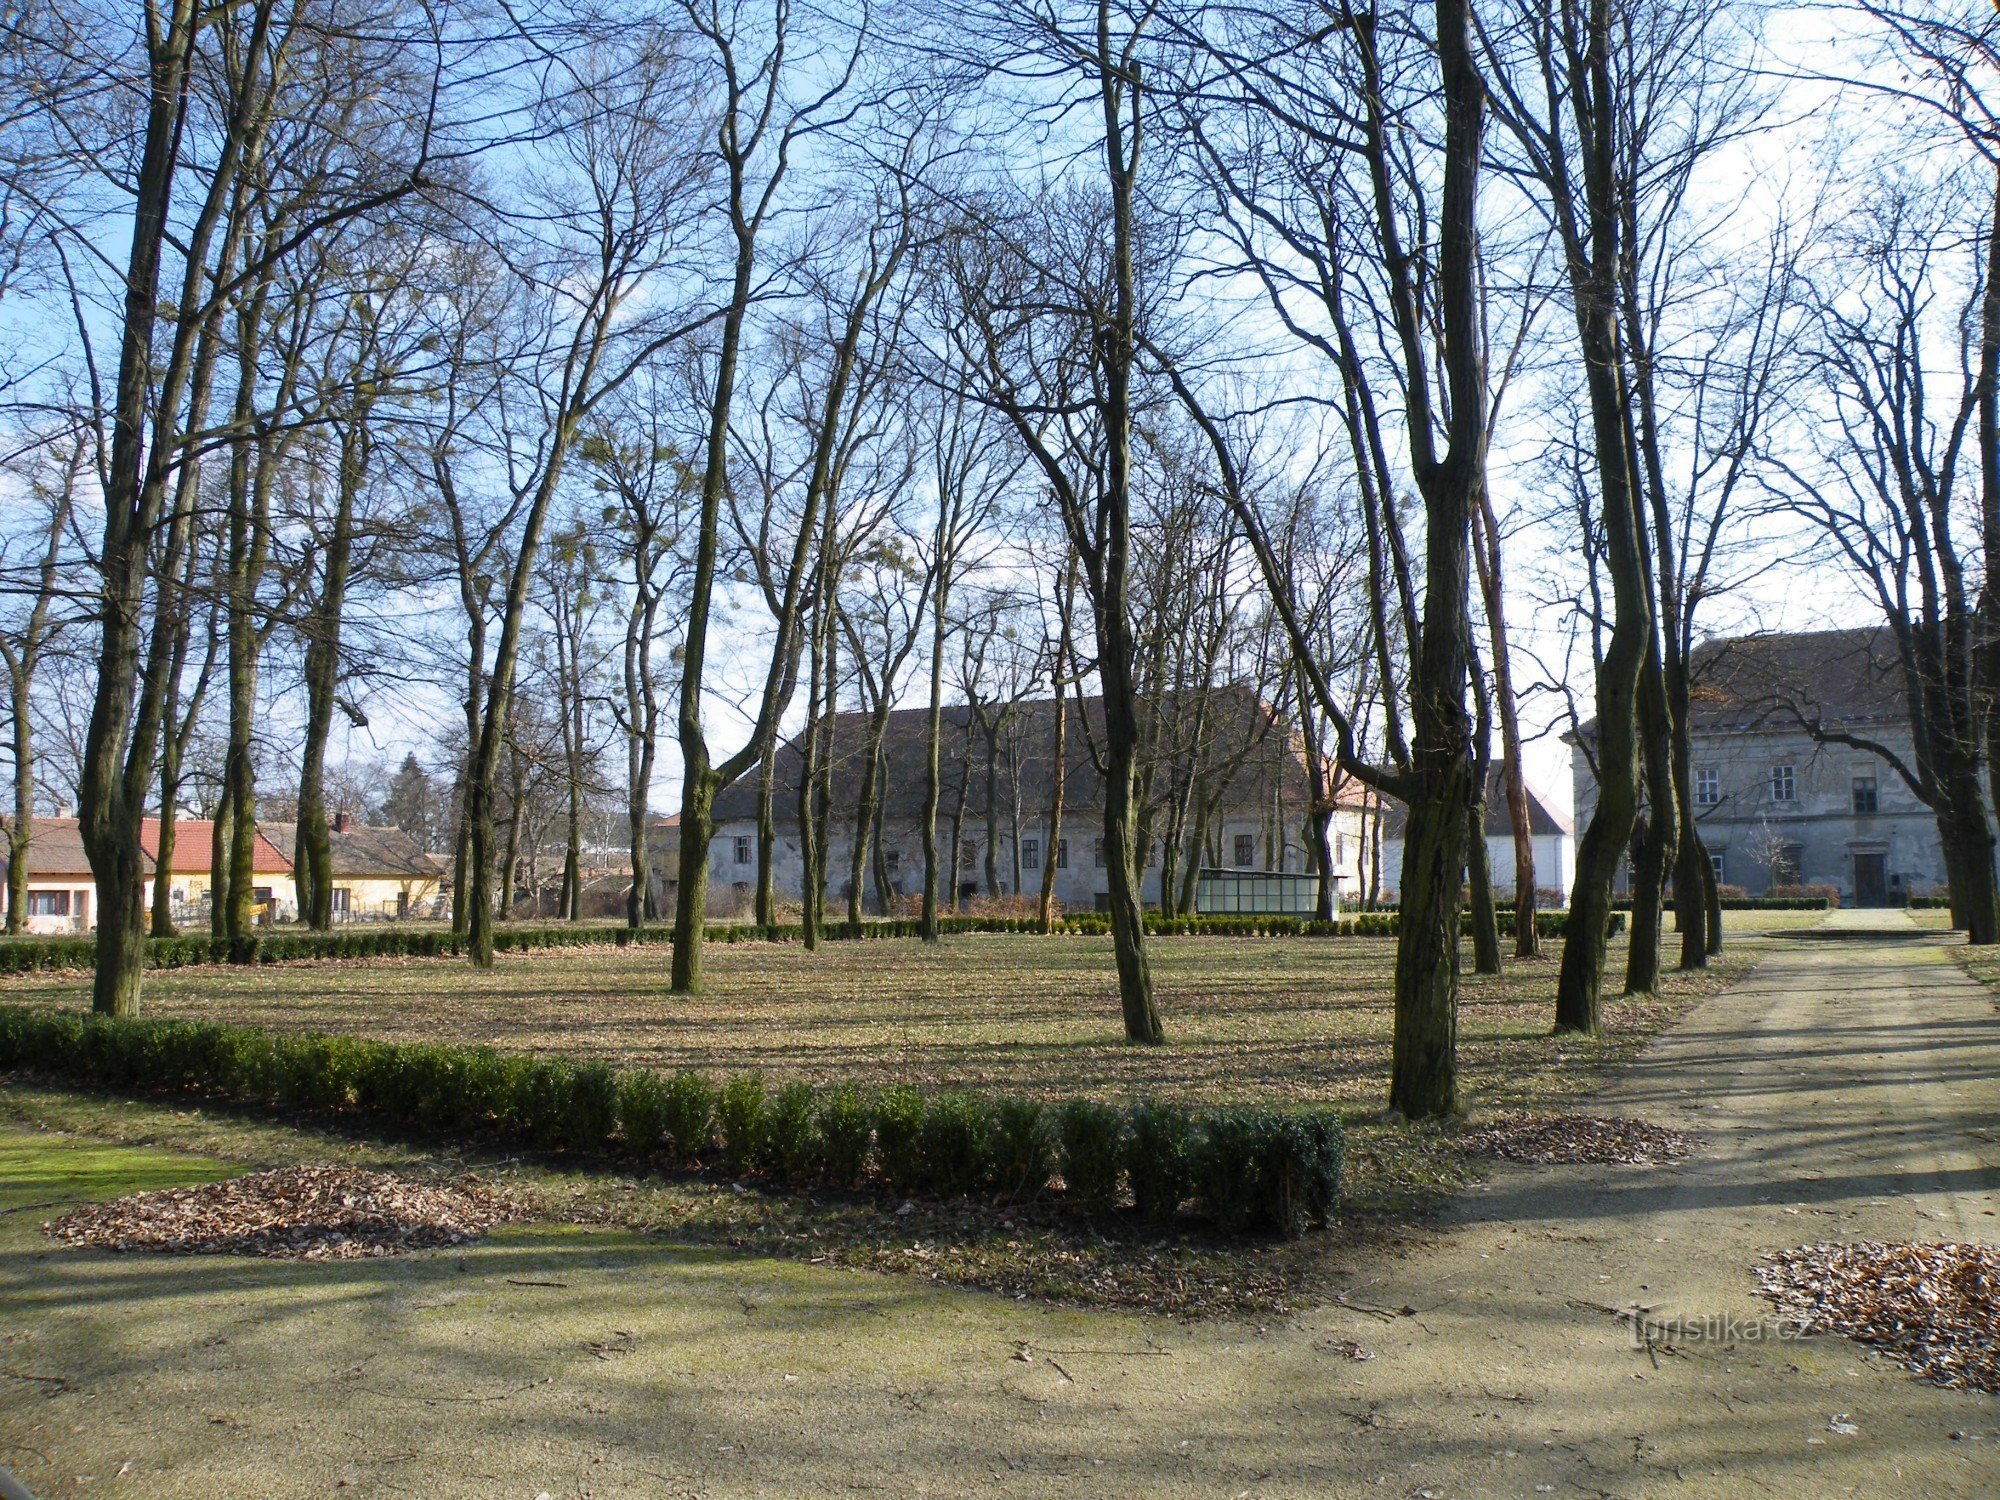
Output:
[46,1166,515,1260]
[1755,1241,2000,1393]
[1457,1112,1699,1166]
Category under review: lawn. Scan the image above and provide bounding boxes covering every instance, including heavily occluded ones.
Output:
[0,913,1816,1317]
[0,913,1816,1115]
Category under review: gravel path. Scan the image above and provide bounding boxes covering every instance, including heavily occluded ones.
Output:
[5,909,1999,1496]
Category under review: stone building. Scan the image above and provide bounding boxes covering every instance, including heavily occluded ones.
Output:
[664,689,1377,917]
[1570,627,1945,905]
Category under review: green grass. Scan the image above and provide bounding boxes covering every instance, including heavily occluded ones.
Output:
[0,1131,238,1216]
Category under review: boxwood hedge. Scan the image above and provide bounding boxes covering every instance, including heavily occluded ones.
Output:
[0,906,1621,975]
[0,1006,1341,1239]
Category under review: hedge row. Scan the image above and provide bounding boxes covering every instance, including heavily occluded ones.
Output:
[0,1006,1342,1238]
[0,908,1622,972]
[1906,895,1952,910]
[1610,896,1832,912]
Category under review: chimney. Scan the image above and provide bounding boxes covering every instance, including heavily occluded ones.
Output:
[333,810,351,834]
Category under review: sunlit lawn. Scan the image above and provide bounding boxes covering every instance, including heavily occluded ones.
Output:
[0,911,1816,1115]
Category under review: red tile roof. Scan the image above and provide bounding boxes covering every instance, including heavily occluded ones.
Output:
[0,816,294,880]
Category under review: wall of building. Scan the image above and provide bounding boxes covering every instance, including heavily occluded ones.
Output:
[1569,727,1946,902]
[686,806,1373,916]
[1377,831,1573,903]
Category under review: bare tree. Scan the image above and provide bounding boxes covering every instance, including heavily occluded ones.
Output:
[1161,0,1491,1114]
[0,434,81,931]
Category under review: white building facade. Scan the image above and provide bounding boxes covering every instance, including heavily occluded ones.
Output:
[1569,628,1946,906]
[667,692,1379,918]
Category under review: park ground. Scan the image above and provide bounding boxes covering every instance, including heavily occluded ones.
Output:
[4,909,1999,1495]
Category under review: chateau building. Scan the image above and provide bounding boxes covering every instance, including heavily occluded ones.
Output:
[1571,627,1945,905]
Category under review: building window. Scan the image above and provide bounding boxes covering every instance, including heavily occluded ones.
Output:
[733,835,752,865]
[1709,850,1725,884]
[1093,837,1106,868]
[1021,838,1040,870]
[25,890,69,917]
[1695,767,1719,806]
[884,849,901,871]
[1055,838,1068,869]
[1233,833,1256,868]
[1852,775,1878,814]
[1770,764,1795,803]
[330,887,350,915]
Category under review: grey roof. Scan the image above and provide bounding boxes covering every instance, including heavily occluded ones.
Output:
[711,688,1311,825]
[1683,626,1905,732]
[0,817,102,879]
[260,822,446,880]
[1379,766,1571,841]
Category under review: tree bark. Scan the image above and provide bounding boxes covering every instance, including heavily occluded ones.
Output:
[1554,0,1651,1036]
[1623,638,1677,995]
[296,397,367,930]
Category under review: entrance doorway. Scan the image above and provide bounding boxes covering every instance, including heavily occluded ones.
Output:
[1854,851,1888,907]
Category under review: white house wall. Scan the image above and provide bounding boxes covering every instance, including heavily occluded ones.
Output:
[1378,831,1574,904]
[693,807,1371,916]
[1569,726,1945,903]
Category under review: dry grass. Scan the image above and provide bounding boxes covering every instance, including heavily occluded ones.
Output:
[0,919,1803,1116]
[0,913,1811,1314]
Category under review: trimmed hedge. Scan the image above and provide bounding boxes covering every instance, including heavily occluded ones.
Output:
[1907,895,1952,910]
[1610,896,1832,912]
[0,1007,1341,1238]
[0,907,1626,974]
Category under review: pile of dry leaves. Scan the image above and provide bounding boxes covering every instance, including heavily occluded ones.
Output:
[1457,1112,1699,1166]
[1756,1241,2000,1393]
[47,1166,514,1260]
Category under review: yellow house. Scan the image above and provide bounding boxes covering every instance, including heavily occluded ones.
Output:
[261,816,446,921]
[0,816,295,930]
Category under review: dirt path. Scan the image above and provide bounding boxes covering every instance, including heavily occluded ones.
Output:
[5,911,1999,1496]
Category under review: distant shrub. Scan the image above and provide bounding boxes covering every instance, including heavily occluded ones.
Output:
[873,1085,927,1194]
[1768,883,1841,909]
[1127,1100,1196,1224]
[919,1092,993,1196]
[1058,1098,1124,1211]
[816,1084,873,1187]
[759,1081,819,1176]
[659,1071,717,1164]
[717,1072,768,1172]
[990,1098,1052,1200]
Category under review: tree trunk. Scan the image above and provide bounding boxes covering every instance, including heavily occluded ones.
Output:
[77,0,212,1018]
[209,793,233,941]
[1472,490,1539,958]
[1039,691,1067,934]
[7,666,32,935]
[1623,642,1677,995]
[981,721,1002,900]
[753,738,777,929]
[847,703,892,925]
[1466,799,1501,977]
[920,591,947,942]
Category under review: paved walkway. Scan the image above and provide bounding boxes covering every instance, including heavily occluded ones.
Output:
[5,912,2000,1496]
[1285,906,2000,1496]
